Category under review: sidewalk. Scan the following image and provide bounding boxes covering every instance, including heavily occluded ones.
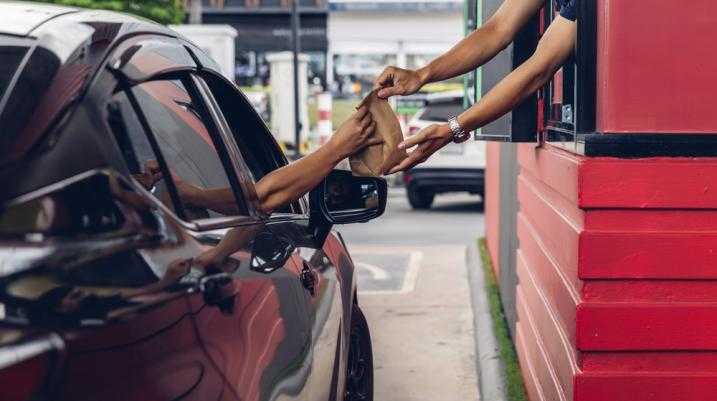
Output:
[350,244,480,401]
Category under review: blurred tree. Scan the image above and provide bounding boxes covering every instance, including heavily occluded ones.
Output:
[36,0,186,25]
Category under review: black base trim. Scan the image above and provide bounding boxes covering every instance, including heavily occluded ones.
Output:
[546,130,717,158]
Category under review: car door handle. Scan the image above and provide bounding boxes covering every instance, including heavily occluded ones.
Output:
[300,261,318,296]
[199,272,236,314]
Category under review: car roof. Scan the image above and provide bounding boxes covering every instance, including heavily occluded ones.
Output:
[0,2,79,36]
[0,2,187,166]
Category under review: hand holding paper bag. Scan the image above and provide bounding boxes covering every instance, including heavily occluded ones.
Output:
[349,90,408,177]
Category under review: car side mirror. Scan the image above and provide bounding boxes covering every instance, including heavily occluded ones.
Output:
[310,169,387,225]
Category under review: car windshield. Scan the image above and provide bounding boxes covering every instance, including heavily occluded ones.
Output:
[418,100,463,122]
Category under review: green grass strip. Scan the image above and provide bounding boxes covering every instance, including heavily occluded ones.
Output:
[478,238,527,401]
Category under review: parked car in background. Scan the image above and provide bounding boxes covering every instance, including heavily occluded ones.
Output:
[403,91,486,209]
[0,3,379,401]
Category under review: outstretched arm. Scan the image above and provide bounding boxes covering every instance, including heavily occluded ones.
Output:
[176,105,380,215]
[374,0,544,98]
[389,15,576,173]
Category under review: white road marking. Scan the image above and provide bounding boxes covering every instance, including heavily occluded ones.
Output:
[355,262,389,280]
[352,247,423,296]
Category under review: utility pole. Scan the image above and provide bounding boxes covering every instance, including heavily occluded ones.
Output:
[291,0,302,157]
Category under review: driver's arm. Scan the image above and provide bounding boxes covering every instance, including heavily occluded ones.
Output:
[177,105,379,215]
[181,141,357,215]
[253,141,347,214]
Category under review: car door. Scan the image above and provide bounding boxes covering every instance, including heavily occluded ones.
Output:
[279,220,345,401]
[196,72,346,401]
[127,72,315,401]
[33,73,236,400]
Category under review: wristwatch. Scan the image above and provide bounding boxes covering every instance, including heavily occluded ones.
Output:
[447,115,470,143]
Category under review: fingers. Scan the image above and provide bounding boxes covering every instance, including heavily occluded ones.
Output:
[374,66,395,88]
[354,104,369,120]
[398,129,428,149]
[359,111,373,129]
[365,120,377,136]
[366,135,383,146]
[374,66,403,99]
[377,86,402,99]
[398,125,446,149]
[388,142,431,174]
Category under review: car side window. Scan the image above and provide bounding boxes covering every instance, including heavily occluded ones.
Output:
[199,74,305,215]
[108,78,248,220]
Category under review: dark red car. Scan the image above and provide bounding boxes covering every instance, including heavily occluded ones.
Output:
[0,3,382,401]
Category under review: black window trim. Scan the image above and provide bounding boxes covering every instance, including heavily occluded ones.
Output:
[189,74,262,219]
[121,78,188,221]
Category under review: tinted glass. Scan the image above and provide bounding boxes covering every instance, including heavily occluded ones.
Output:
[0,43,28,97]
[204,77,281,181]
[134,79,245,219]
[0,41,63,166]
[113,38,196,83]
[419,101,463,122]
[109,91,177,212]
[109,79,246,219]
[201,75,301,214]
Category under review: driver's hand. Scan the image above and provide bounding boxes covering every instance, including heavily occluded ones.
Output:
[329,104,382,159]
[374,66,425,99]
[164,258,191,282]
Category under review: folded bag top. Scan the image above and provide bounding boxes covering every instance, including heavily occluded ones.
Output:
[349,90,408,177]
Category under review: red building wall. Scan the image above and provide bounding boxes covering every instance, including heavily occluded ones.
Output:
[597,0,717,133]
[515,143,581,401]
[484,2,717,400]
[514,142,717,401]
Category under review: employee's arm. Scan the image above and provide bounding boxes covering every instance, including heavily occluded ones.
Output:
[389,16,576,174]
[374,0,544,98]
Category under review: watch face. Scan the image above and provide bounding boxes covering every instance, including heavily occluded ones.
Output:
[453,131,470,143]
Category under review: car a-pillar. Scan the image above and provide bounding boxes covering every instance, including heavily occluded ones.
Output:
[478,1,717,400]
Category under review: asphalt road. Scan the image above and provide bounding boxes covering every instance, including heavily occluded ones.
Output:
[337,188,485,401]
[339,188,485,246]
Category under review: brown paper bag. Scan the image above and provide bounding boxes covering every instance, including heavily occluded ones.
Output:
[349,90,408,177]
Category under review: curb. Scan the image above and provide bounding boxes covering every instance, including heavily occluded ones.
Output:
[466,243,508,401]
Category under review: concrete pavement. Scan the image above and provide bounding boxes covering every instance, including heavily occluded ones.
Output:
[338,189,485,401]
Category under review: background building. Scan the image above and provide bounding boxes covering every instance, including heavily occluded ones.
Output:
[327,0,463,97]
[202,0,329,86]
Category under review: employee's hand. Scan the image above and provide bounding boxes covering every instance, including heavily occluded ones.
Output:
[388,124,452,174]
[328,104,382,159]
[374,66,427,99]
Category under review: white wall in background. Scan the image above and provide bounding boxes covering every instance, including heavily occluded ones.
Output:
[170,24,237,81]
